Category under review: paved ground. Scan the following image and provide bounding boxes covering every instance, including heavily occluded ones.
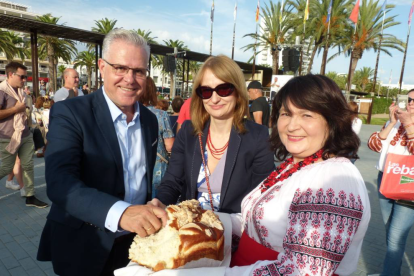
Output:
[0,124,414,275]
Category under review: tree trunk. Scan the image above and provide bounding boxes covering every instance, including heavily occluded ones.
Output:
[307,45,318,74]
[87,66,92,90]
[372,34,383,92]
[272,47,279,75]
[320,44,329,75]
[53,58,57,92]
[47,45,55,96]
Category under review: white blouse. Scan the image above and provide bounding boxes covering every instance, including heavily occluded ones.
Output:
[368,120,414,171]
[226,158,371,276]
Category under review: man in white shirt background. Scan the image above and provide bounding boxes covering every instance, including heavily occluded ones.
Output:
[53,68,84,102]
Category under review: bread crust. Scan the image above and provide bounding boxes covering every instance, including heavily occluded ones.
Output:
[129,200,224,271]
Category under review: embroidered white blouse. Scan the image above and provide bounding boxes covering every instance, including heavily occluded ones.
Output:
[368,120,414,172]
[226,157,371,276]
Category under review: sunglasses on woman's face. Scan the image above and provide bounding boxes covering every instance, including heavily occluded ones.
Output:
[196,83,235,99]
[409,97,414,103]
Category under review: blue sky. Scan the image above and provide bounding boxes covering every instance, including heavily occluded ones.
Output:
[21,0,414,85]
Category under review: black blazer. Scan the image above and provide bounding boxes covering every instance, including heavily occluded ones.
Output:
[156,120,275,213]
[37,89,158,276]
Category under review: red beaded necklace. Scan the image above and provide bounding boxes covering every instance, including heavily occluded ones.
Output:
[261,149,324,193]
[206,128,229,160]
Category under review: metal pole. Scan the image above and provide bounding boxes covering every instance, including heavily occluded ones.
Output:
[252,24,258,79]
[30,31,39,98]
[181,56,185,97]
[171,47,177,99]
[210,21,214,55]
[231,20,236,60]
[398,25,411,94]
[372,34,383,93]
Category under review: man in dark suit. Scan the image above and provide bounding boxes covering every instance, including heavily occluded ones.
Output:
[37,29,167,276]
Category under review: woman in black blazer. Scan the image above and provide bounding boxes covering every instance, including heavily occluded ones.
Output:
[151,55,274,213]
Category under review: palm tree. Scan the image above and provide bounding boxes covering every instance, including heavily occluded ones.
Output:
[329,0,404,98]
[73,51,96,89]
[92,18,117,34]
[36,14,77,91]
[57,64,66,87]
[0,30,17,62]
[134,29,157,44]
[316,0,353,75]
[2,31,30,62]
[353,67,374,92]
[242,0,294,75]
[88,18,118,51]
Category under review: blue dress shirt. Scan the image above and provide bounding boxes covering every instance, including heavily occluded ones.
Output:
[102,88,148,233]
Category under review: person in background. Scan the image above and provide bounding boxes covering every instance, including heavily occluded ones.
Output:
[53,68,84,102]
[170,96,184,135]
[176,97,191,133]
[247,81,270,127]
[367,89,414,276]
[82,84,90,95]
[32,97,46,158]
[0,61,48,208]
[156,99,169,112]
[349,101,362,135]
[150,55,274,213]
[227,74,370,276]
[39,80,46,97]
[138,77,174,197]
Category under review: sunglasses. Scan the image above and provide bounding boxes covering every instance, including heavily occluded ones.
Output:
[13,73,27,80]
[409,97,414,103]
[196,83,235,99]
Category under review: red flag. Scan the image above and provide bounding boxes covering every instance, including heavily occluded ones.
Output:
[349,0,360,23]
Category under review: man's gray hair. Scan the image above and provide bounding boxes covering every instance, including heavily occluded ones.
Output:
[102,29,150,61]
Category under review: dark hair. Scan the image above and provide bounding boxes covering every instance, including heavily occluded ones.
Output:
[139,76,158,106]
[6,62,27,78]
[270,74,360,161]
[35,97,45,109]
[157,99,169,111]
[171,96,184,113]
[348,101,359,120]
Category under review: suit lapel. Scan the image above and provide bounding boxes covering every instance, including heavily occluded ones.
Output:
[139,104,154,200]
[92,90,124,188]
[220,127,241,206]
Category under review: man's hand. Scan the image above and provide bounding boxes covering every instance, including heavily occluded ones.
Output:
[147,198,167,209]
[14,102,26,114]
[119,205,168,238]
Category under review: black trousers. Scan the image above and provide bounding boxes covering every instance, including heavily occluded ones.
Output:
[100,233,135,276]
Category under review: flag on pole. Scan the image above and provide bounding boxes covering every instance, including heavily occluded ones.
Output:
[304,0,310,23]
[255,0,260,22]
[211,0,215,22]
[409,0,414,26]
[234,2,237,21]
[380,0,387,14]
[326,0,333,23]
[350,0,361,24]
[280,0,284,22]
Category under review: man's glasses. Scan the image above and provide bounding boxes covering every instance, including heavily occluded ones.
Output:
[196,83,235,99]
[13,73,27,80]
[102,59,148,79]
[409,97,414,103]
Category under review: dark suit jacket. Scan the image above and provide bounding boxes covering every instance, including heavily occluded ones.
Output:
[156,120,275,213]
[37,89,158,276]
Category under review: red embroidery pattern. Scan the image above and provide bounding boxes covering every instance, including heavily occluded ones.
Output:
[253,188,364,276]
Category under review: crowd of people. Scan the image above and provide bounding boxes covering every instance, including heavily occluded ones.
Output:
[0,28,412,276]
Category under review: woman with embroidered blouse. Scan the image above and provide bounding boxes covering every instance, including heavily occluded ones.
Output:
[227,75,371,276]
[368,88,414,276]
[150,55,274,213]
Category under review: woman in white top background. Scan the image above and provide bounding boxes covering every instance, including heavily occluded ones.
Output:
[368,88,414,276]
